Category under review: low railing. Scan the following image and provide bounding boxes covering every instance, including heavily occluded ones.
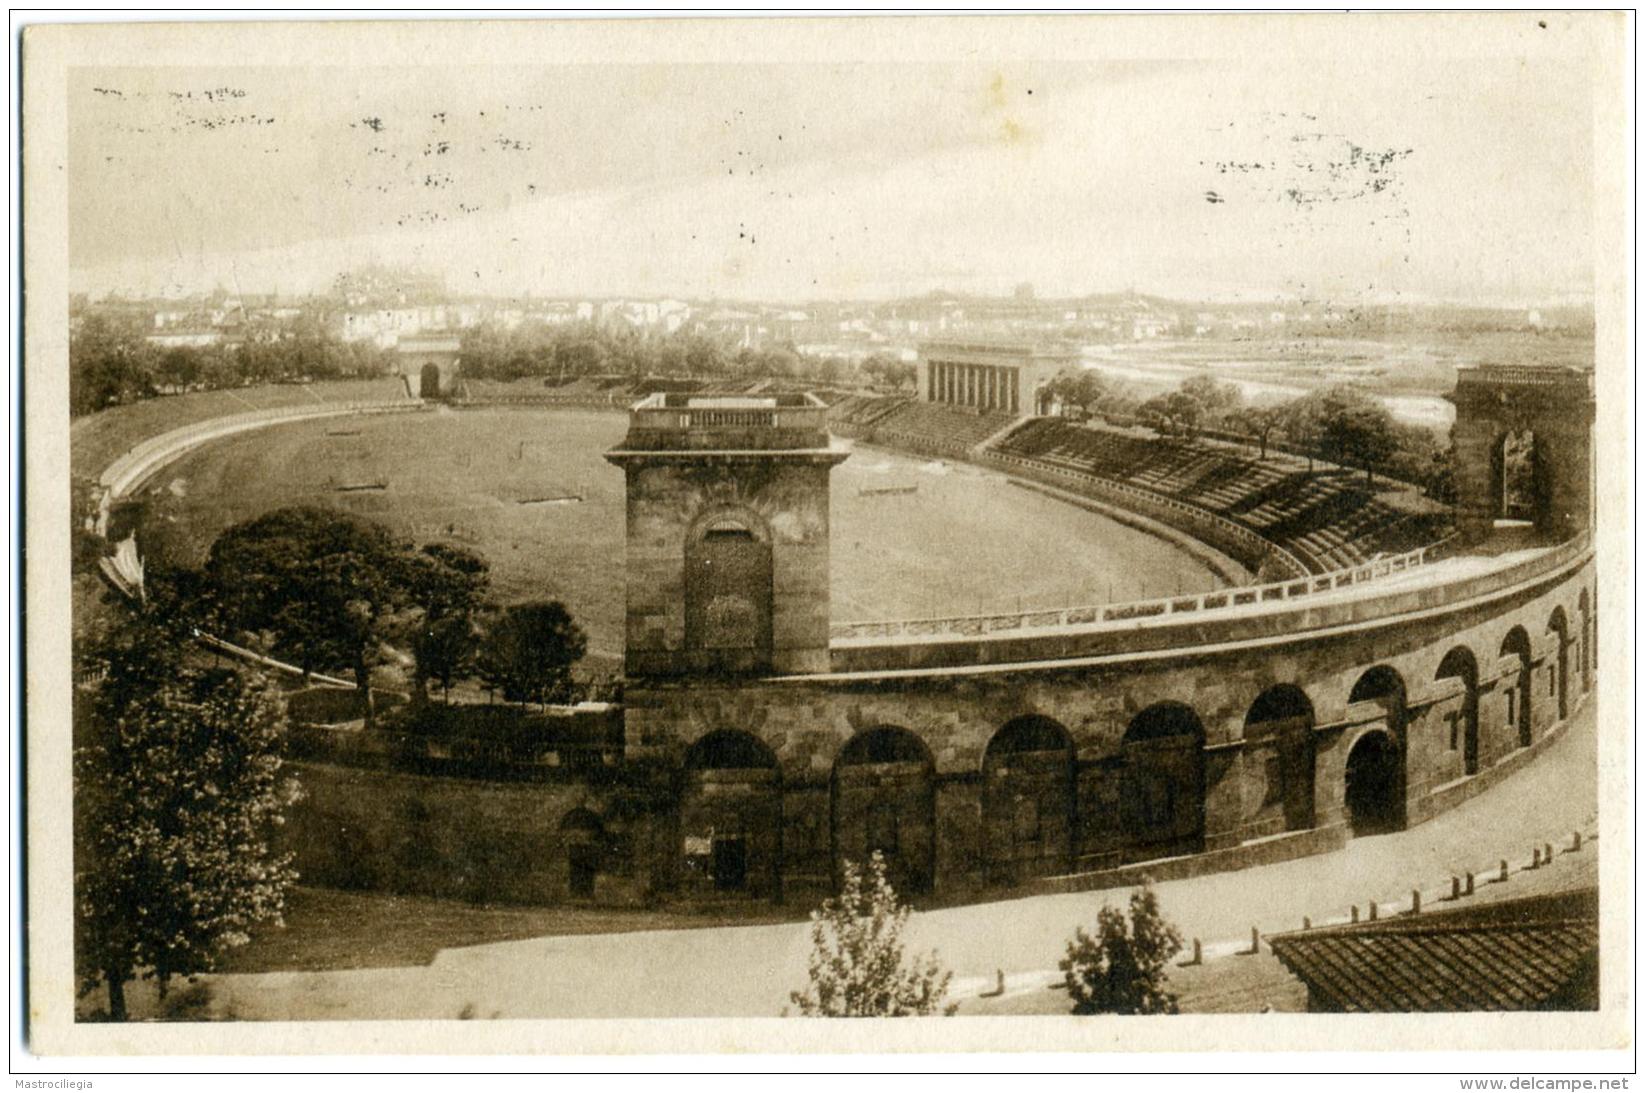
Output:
[980,450,1315,576]
[97,398,426,503]
[829,535,1460,642]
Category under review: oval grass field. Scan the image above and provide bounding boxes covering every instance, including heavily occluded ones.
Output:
[149,407,1223,667]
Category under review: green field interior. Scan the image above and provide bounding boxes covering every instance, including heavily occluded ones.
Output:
[144,407,1223,666]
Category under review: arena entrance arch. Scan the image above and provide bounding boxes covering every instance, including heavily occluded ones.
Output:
[1435,647,1482,776]
[1120,703,1206,861]
[419,363,443,400]
[1344,666,1407,835]
[1243,685,1316,833]
[558,808,605,900]
[681,730,782,898]
[1448,366,1593,541]
[685,515,774,675]
[1491,428,1549,525]
[1500,626,1534,748]
[1344,732,1403,836]
[981,715,1074,886]
[1547,607,1571,722]
[832,726,935,896]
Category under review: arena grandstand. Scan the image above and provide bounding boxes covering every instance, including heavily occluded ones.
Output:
[831,395,1451,574]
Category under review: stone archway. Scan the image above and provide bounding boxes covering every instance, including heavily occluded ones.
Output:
[1500,626,1534,748]
[1243,685,1316,833]
[1119,703,1206,861]
[681,730,782,899]
[419,362,443,400]
[1547,607,1571,722]
[981,715,1074,886]
[1448,366,1594,541]
[684,513,774,675]
[1343,731,1403,837]
[831,726,935,897]
[1345,666,1408,834]
[558,808,606,900]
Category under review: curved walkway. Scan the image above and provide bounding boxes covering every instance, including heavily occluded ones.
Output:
[127,693,1597,1021]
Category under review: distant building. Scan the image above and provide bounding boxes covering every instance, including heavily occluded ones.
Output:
[916,339,1076,417]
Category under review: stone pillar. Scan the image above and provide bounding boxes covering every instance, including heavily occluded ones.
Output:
[1202,745,1245,851]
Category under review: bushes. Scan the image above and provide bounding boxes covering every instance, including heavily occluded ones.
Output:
[1059,882,1184,1015]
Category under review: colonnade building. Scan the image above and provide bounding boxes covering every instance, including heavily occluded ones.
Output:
[916,340,1077,417]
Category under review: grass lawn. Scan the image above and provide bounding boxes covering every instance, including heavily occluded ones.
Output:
[144,406,1222,665]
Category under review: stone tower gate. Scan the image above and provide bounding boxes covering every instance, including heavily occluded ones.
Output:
[1448,365,1594,541]
[605,393,849,678]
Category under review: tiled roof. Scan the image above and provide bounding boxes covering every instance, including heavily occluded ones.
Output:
[1267,888,1598,1012]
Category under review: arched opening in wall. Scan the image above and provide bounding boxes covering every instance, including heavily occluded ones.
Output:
[1435,647,1482,777]
[1343,731,1403,837]
[682,730,781,898]
[558,808,606,900]
[832,726,935,897]
[1120,703,1206,861]
[418,362,443,399]
[685,516,773,672]
[1242,685,1316,833]
[1500,626,1534,748]
[1490,428,1551,527]
[981,715,1074,886]
[1547,607,1571,723]
[1578,588,1593,692]
[1345,666,1407,835]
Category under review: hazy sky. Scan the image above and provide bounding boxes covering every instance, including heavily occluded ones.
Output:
[68,57,1596,304]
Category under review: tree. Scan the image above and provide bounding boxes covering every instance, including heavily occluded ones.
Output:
[788,852,956,1017]
[475,600,588,707]
[75,613,299,1020]
[1228,405,1283,460]
[206,507,412,720]
[1058,882,1184,1015]
[1316,386,1398,484]
[1140,389,1206,439]
[402,543,490,702]
[1179,374,1243,419]
[1047,369,1109,419]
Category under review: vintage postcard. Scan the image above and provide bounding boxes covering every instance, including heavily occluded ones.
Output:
[19,13,1633,1061]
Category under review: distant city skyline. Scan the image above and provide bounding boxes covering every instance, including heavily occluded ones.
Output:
[69,56,1596,308]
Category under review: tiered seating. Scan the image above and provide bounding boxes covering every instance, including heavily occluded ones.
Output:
[861,401,1016,456]
[71,378,410,480]
[984,418,1448,574]
[828,395,911,428]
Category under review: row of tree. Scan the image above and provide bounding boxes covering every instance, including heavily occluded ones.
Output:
[70,312,397,417]
[1046,369,1454,499]
[145,505,589,717]
[69,309,920,420]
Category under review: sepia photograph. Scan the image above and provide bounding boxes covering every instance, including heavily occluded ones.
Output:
[17,11,1633,1063]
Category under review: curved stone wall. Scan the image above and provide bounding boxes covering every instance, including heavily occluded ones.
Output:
[80,393,1596,908]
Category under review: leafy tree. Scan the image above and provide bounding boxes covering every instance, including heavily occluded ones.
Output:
[1179,374,1243,419]
[1059,882,1184,1015]
[1227,405,1283,460]
[1047,369,1110,419]
[206,507,413,718]
[788,852,956,1017]
[1316,386,1398,484]
[475,600,588,707]
[1140,389,1207,439]
[75,613,299,1021]
[403,543,490,701]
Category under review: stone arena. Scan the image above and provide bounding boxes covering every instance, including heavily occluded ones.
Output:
[81,348,1598,912]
